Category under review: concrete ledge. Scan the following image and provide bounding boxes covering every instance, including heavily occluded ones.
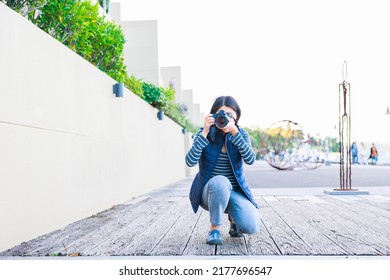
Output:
[324,189,370,195]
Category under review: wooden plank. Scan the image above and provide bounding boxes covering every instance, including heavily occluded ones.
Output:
[361,195,390,202]
[321,195,390,226]
[265,196,348,255]
[90,199,184,256]
[262,196,279,202]
[77,199,170,255]
[269,196,309,201]
[314,196,390,254]
[215,215,248,255]
[122,196,148,205]
[150,201,201,256]
[301,195,329,204]
[245,217,281,255]
[280,196,382,255]
[358,195,390,212]
[257,197,311,255]
[148,196,184,202]
[2,203,138,256]
[118,198,189,255]
[182,209,217,255]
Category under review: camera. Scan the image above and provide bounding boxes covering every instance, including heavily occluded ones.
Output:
[213,110,230,129]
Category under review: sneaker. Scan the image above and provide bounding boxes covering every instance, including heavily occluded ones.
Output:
[206,229,222,245]
[228,215,243,237]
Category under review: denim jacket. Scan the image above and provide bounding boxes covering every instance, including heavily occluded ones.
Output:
[187,128,259,213]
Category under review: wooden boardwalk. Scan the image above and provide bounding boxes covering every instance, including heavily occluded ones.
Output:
[1,178,390,257]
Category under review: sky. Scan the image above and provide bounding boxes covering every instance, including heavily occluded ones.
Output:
[112,0,390,143]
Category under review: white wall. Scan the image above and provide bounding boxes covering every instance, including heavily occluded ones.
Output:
[0,3,187,252]
[109,3,161,86]
[121,20,160,85]
[181,89,202,127]
[160,66,182,102]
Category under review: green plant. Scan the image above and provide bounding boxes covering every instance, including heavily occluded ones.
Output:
[245,127,262,149]
[160,85,175,102]
[5,0,47,17]
[142,82,167,109]
[162,102,198,134]
[124,75,144,99]
[31,0,127,82]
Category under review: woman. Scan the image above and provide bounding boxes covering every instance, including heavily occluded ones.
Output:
[185,96,260,245]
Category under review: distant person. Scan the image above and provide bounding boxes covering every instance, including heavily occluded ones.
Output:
[185,96,260,245]
[351,142,359,164]
[369,143,378,165]
[358,142,367,165]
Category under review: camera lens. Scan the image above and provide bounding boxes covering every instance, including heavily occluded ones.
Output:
[215,115,228,128]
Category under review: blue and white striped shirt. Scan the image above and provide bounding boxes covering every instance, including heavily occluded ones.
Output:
[186,130,255,168]
[212,152,240,190]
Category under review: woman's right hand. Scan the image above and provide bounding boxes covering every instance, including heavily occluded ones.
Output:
[201,114,215,138]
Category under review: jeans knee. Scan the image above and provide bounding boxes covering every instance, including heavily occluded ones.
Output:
[208,175,232,194]
[241,220,260,234]
[235,210,261,234]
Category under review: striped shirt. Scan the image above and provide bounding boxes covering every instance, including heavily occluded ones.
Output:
[185,129,255,168]
[212,152,240,190]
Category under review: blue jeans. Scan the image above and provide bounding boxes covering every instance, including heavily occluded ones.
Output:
[352,154,358,164]
[201,175,260,234]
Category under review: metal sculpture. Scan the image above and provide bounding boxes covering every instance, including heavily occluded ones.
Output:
[336,61,353,190]
[259,120,325,170]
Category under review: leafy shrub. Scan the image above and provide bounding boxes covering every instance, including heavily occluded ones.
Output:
[31,0,127,82]
[142,82,167,109]
[4,0,47,17]
[142,82,197,132]
[162,102,198,134]
[124,75,144,99]
[160,85,175,102]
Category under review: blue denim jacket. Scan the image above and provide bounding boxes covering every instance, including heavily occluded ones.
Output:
[189,128,259,213]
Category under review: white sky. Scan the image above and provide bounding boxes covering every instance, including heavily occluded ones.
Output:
[112,0,390,143]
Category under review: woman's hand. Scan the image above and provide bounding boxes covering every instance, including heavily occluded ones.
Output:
[201,114,215,138]
[219,117,239,136]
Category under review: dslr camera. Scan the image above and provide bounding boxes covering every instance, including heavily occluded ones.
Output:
[213,110,231,129]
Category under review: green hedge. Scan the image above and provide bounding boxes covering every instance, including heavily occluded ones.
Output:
[4,0,47,17]
[124,75,144,99]
[30,0,127,83]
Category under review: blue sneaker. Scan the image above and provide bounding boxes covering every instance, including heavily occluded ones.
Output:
[206,229,222,245]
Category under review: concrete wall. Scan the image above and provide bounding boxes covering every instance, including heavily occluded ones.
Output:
[0,3,187,252]
[183,89,204,127]
[160,66,183,103]
[110,0,159,84]
[121,20,160,85]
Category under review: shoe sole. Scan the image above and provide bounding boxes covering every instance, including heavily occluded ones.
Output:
[229,232,243,238]
[206,240,222,245]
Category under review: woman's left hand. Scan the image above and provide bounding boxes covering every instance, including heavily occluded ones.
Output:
[220,117,239,136]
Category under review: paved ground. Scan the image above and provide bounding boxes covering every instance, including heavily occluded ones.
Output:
[245,160,390,191]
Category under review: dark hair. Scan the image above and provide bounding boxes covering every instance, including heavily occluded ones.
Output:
[209,96,241,123]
